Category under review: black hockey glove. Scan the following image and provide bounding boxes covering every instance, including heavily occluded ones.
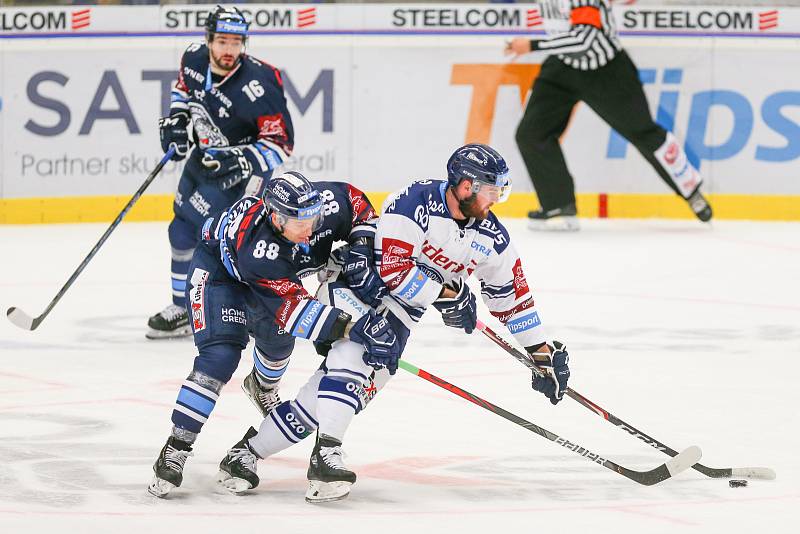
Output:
[342,242,387,307]
[201,147,253,190]
[530,341,570,405]
[432,279,477,334]
[349,310,400,375]
[158,112,190,161]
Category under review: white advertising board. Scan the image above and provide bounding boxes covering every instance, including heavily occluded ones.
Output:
[1,5,798,202]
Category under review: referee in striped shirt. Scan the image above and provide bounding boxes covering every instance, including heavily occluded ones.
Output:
[506,0,712,230]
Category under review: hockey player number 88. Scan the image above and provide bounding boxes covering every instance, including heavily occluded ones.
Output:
[321,190,339,216]
[253,241,279,259]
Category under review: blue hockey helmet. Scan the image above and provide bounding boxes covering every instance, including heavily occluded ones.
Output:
[446,144,512,203]
[205,5,250,43]
[263,171,325,232]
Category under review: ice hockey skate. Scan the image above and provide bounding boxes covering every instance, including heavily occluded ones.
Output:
[148,436,193,498]
[217,427,260,494]
[305,433,357,503]
[527,202,580,231]
[146,304,192,339]
[241,369,282,417]
[687,189,713,222]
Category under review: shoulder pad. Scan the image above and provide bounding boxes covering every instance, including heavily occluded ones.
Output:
[475,213,511,254]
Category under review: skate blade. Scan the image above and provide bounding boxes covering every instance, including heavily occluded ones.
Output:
[305,480,353,503]
[147,476,176,498]
[527,216,580,232]
[146,326,193,340]
[217,470,254,494]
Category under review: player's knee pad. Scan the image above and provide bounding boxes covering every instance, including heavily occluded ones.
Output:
[168,216,198,253]
[171,370,224,433]
[193,342,242,384]
[269,400,317,444]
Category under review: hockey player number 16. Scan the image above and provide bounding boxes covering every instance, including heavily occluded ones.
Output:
[242,80,265,102]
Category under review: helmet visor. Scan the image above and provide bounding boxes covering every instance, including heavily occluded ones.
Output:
[272,198,325,232]
[471,172,512,203]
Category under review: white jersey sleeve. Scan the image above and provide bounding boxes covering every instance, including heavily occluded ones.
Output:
[472,219,548,349]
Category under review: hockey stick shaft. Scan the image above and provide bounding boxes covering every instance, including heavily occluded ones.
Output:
[6,147,176,331]
[398,359,701,486]
[476,320,775,480]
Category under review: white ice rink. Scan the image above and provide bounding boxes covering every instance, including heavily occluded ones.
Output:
[0,218,798,533]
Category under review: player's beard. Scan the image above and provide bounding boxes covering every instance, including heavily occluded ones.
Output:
[210,50,239,73]
[459,195,489,220]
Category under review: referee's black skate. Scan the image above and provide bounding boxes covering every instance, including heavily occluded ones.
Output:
[687,189,713,222]
[527,202,579,231]
[241,369,282,417]
[305,433,357,503]
[217,427,261,494]
[148,436,193,498]
[146,304,192,339]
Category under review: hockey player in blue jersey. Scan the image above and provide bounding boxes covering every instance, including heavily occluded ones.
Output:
[148,5,295,339]
[211,144,571,503]
[147,172,398,498]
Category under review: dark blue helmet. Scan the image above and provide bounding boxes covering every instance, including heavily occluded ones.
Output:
[446,144,512,202]
[205,5,250,43]
[263,171,325,231]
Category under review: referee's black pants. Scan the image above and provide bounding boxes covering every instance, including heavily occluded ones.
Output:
[515,50,679,211]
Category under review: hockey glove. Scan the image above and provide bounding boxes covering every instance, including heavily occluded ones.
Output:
[159,113,190,161]
[202,147,253,190]
[432,279,477,334]
[530,341,570,405]
[342,243,386,307]
[349,310,400,375]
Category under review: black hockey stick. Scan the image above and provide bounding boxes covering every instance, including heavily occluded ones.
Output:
[476,320,776,480]
[398,359,701,486]
[6,147,176,331]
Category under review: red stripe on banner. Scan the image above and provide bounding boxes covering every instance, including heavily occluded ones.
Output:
[72,9,90,16]
[298,7,316,16]
[598,193,608,218]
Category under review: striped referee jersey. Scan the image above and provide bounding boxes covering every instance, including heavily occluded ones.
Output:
[533,0,623,71]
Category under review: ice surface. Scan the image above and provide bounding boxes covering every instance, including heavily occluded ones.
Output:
[1,219,798,533]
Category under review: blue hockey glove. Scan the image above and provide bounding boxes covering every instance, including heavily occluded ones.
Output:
[342,243,386,307]
[202,147,253,190]
[158,113,190,161]
[530,341,570,405]
[349,310,400,375]
[432,279,477,334]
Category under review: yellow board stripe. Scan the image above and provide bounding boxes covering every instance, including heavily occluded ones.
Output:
[1,192,799,224]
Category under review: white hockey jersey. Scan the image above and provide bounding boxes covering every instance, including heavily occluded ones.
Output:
[376,179,548,350]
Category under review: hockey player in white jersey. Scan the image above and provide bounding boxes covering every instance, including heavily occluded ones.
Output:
[213,144,571,503]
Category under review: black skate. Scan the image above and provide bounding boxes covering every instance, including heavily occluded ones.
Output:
[527,202,579,231]
[305,434,357,503]
[148,436,193,498]
[146,304,192,339]
[241,369,282,417]
[687,189,713,222]
[217,427,260,494]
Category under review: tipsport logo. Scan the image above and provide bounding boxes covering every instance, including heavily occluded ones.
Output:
[607,68,800,166]
[451,64,800,166]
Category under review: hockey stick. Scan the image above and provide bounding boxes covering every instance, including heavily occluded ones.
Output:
[476,320,776,480]
[6,147,176,331]
[398,359,701,486]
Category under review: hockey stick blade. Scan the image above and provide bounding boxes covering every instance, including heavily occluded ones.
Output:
[6,307,39,331]
[476,320,776,481]
[399,359,700,486]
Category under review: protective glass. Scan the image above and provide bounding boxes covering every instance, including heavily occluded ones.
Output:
[471,172,512,203]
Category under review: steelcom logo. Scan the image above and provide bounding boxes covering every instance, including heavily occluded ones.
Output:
[0,9,91,32]
[392,7,525,28]
[163,6,317,30]
[621,8,779,32]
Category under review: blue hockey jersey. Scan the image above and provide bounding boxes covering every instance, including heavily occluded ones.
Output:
[200,181,377,342]
[170,43,294,175]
